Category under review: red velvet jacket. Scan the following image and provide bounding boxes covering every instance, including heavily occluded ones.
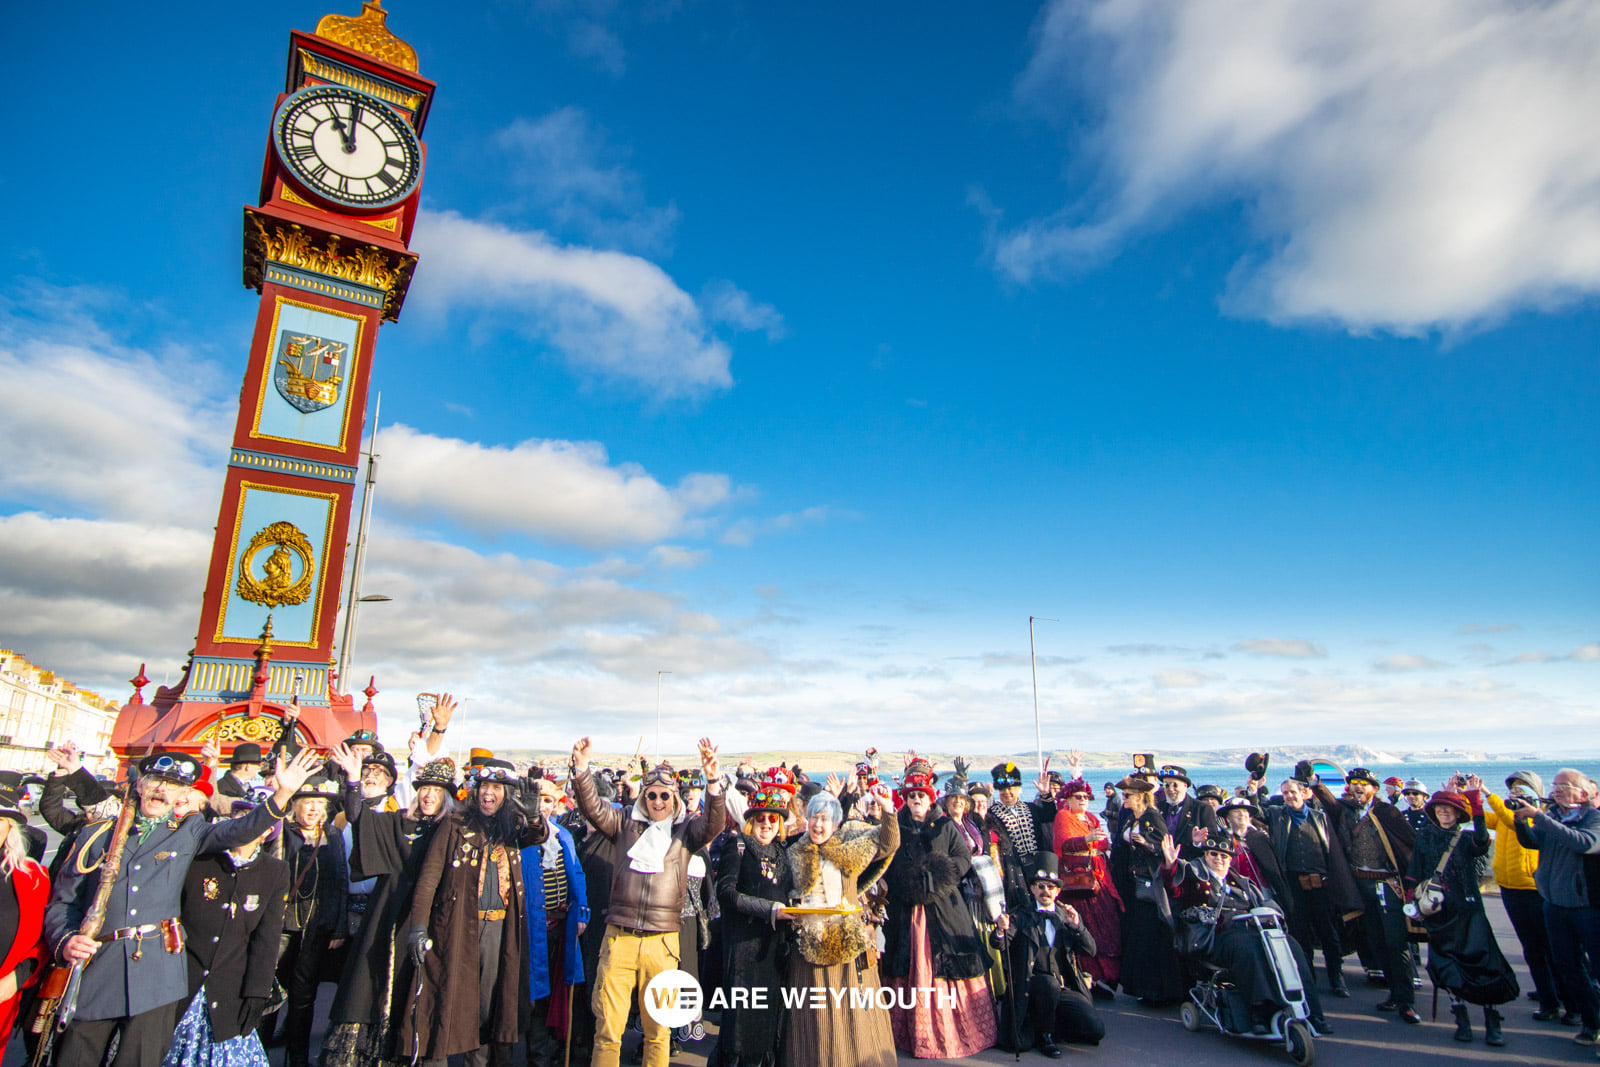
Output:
[1,860,51,1055]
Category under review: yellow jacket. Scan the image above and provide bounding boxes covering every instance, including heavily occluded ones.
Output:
[1483,792,1539,890]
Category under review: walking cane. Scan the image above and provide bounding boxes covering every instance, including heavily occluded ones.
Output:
[563,982,574,1067]
[999,919,1021,1062]
[408,942,431,1067]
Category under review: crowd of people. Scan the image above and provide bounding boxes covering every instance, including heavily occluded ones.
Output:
[0,711,1593,1067]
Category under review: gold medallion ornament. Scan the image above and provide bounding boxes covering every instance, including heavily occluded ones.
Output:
[196,715,288,745]
[236,521,315,609]
[315,1,419,73]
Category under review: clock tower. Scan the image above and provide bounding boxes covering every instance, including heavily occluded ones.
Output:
[111,2,435,759]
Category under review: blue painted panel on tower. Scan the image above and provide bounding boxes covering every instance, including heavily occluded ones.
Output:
[216,482,338,646]
[251,298,363,451]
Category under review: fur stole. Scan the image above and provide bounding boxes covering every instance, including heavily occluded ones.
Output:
[788,821,883,897]
[788,821,884,967]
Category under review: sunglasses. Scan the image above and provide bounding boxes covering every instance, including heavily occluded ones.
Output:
[751,812,782,823]
[644,790,675,803]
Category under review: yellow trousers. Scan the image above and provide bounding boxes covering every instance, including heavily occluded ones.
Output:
[591,925,681,1067]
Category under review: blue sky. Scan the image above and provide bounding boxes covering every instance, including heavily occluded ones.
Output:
[3,1,1597,757]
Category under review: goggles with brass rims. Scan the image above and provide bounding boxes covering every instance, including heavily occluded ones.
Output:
[473,766,519,785]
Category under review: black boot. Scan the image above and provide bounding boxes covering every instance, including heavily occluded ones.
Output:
[1036,1033,1063,1059]
[1328,963,1350,998]
[1453,1004,1474,1043]
[1485,1007,1505,1047]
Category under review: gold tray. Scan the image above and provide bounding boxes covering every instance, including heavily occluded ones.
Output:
[781,904,858,917]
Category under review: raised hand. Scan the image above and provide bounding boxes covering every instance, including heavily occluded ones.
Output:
[1191,825,1208,847]
[825,773,844,797]
[272,747,322,800]
[572,737,592,774]
[330,743,362,784]
[902,749,918,770]
[1160,834,1180,868]
[45,742,80,774]
[200,738,221,765]
[698,737,719,779]
[433,693,458,732]
[1066,749,1084,776]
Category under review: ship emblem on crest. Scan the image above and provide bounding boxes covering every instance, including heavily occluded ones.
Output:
[273,332,346,413]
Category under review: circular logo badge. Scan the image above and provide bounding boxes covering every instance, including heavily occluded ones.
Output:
[642,968,702,1028]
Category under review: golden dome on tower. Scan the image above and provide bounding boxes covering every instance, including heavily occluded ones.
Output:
[315,0,418,72]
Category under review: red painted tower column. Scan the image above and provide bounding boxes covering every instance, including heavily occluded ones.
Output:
[111,2,435,760]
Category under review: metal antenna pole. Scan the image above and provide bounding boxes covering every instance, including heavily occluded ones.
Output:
[337,393,380,687]
[1029,616,1058,782]
[655,671,672,763]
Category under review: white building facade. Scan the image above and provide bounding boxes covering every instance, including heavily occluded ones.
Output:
[0,650,119,774]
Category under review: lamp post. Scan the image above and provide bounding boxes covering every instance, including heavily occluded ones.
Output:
[655,671,672,763]
[336,395,384,687]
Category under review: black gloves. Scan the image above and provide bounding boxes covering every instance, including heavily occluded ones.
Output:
[407,925,430,966]
[238,996,269,1034]
[1294,760,1316,784]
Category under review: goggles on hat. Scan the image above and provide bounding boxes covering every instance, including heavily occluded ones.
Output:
[992,764,1023,789]
[474,766,519,784]
[642,765,677,789]
[749,787,788,811]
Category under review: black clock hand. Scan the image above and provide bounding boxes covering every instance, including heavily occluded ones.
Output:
[343,102,361,153]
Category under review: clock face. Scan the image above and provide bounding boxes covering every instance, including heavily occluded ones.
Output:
[273,85,421,209]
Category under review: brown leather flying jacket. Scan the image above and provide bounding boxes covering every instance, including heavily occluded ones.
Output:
[572,770,726,933]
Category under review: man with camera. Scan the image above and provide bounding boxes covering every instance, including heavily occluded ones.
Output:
[1511,769,1600,1045]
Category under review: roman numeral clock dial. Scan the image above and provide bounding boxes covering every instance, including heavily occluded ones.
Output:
[272,84,421,209]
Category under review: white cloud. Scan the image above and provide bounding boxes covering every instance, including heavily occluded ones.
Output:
[649,545,709,570]
[1459,622,1520,635]
[722,506,833,548]
[1373,653,1449,673]
[1232,637,1327,659]
[0,294,230,520]
[494,109,679,253]
[1153,668,1218,688]
[378,423,732,548]
[703,280,787,341]
[1499,642,1600,665]
[997,0,1600,333]
[410,210,739,398]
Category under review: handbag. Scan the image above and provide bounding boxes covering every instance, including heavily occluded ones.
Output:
[1176,904,1220,956]
[1414,828,1464,917]
[1059,853,1099,898]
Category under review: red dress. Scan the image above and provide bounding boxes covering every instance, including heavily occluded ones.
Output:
[0,860,51,1056]
[1051,807,1122,987]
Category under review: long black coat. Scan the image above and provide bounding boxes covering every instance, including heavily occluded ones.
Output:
[328,785,445,1043]
[400,810,546,1058]
[180,850,289,1042]
[1158,795,1217,861]
[715,833,792,1061]
[883,808,987,981]
[1407,813,1518,1005]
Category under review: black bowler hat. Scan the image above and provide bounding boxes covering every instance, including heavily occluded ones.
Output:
[1195,784,1226,802]
[229,743,264,767]
[1200,832,1235,856]
[362,751,399,780]
[1347,767,1380,787]
[345,729,383,751]
[292,774,342,803]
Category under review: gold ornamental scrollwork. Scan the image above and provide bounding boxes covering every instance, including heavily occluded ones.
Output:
[195,716,287,745]
[236,521,316,609]
[252,217,401,289]
[315,1,419,73]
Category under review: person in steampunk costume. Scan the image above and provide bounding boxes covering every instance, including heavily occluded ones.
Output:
[984,761,1053,914]
[522,777,590,1067]
[993,853,1105,1057]
[401,758,549,1067]
[318,750,459,1067]
[45,747,322,1067]
[161,800,289,1067]
[569,736,727,1067]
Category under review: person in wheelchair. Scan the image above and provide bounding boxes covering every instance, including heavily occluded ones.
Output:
[1160,833,1331,1037]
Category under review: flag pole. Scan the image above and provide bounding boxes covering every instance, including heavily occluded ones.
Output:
[1029,616,1058,782]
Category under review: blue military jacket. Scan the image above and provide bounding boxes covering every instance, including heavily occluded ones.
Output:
[43,800,283,1021]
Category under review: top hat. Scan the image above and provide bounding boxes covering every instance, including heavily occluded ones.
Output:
[472,758,519,785]
[1031,852,1062,885]
[991,762,1023,789]
[902,771,938,800]
[1195,783,1226,802]
[1346,767,1380,787]
[362,751,399,780]
[1199,832,1235,855]
[291,773,341,803]
[1157,765,1192,786]
[414,758,458,791]
[139,751,203,787]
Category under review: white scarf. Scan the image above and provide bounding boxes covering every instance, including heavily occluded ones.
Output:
[626,796,682,874]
